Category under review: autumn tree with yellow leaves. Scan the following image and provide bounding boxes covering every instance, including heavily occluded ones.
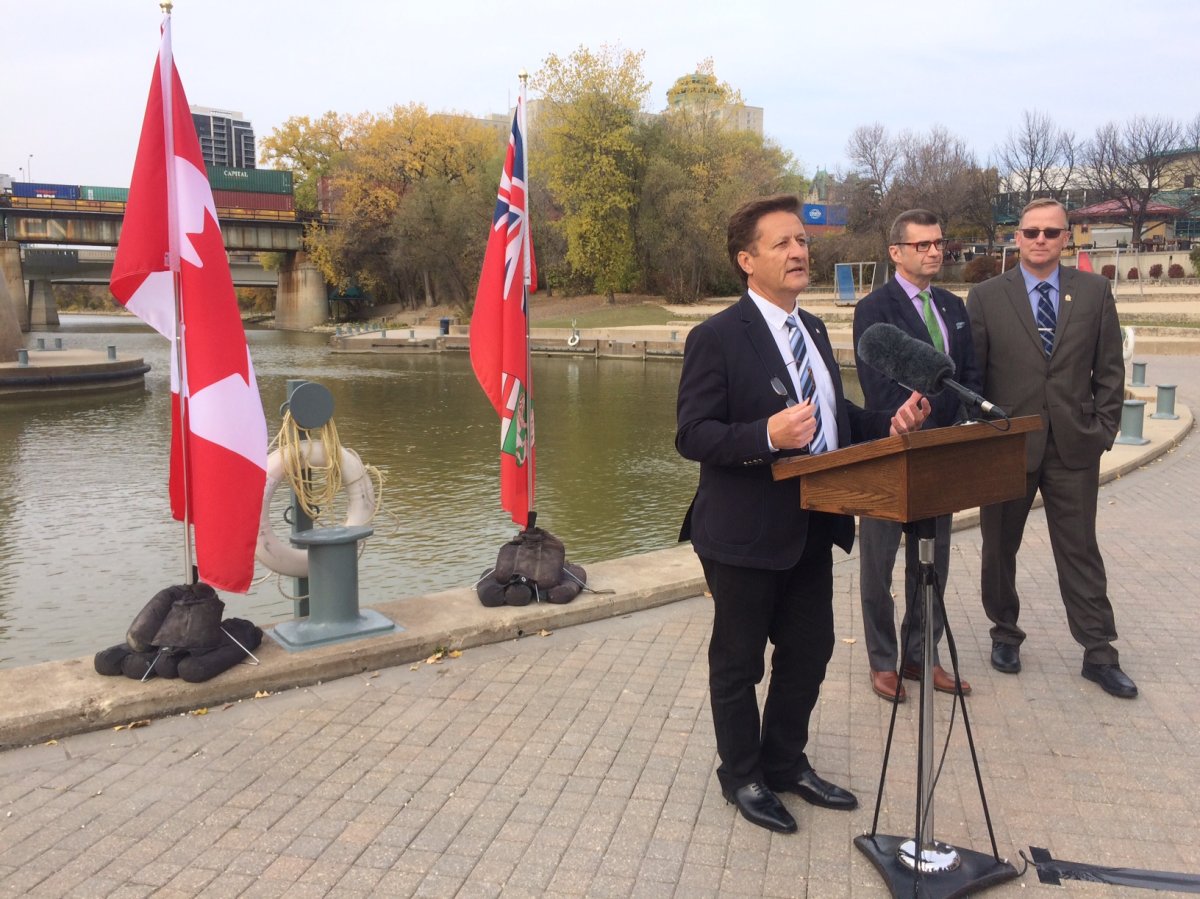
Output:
[297,104,500,311]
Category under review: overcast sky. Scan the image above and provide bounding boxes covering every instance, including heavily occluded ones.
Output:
[4,0,1196,189]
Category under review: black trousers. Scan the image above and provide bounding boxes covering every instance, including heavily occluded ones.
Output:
[700,517,835,793]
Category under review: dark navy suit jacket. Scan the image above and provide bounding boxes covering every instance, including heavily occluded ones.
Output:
[676,294,891,569]
[852,279,982,425]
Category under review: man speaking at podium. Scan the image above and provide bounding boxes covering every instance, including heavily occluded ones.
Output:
[676,194,929,834]
[853,209,980,704]
[966,198,1136,699]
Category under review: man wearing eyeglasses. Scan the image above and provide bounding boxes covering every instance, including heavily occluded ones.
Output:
[966,198,1135,698]
[677,194,930,834]
[852,210,980,704]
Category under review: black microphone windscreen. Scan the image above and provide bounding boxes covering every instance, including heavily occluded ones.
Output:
[856,322,955,396]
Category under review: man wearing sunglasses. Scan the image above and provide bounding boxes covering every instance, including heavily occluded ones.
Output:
[966,198,1135,698]
[852,209,980,704]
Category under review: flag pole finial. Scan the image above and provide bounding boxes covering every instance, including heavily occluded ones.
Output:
[160,1,173,13]
[518,68,528,84]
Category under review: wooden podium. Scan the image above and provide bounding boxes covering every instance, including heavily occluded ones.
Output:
[773,416,1041,899]
[772,416,1041,521]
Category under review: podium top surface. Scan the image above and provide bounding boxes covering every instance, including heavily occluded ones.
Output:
[771,415,1041,482]
[770,416,1042,521]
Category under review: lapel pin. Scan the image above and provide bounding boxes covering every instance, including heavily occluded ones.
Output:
[1064,294,1072,303]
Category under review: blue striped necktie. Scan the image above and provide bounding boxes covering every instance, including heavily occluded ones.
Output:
[1035,281,1056,356]
[785,315,828,454]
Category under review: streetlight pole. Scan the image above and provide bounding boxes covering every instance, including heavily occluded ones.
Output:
[26,155,32,183]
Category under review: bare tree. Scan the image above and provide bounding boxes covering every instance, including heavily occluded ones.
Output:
[845,123,993,246]
[845,124,901,240]
[960,161,1001,248]
[892,126,977,228]
[996,110,1079,205]
[1079,115,1185,242]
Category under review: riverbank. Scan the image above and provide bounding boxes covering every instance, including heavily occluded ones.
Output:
[333,286,1200,358]
[0,365,1191,750]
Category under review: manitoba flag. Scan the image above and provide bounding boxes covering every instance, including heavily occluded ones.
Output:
[470,98,536,528]
[110,12,268,592]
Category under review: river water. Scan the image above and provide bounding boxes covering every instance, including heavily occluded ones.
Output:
[0,317,705,668]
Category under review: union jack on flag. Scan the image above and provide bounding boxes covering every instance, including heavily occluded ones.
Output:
[470,97,537,528]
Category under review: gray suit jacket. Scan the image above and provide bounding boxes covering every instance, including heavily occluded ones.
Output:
[966,265,1124,471]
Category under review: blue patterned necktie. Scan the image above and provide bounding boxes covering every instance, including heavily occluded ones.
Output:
[785,315,828,454]
[1035,281,1056,356]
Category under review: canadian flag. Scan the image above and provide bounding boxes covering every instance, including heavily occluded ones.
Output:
[110,12,268,593]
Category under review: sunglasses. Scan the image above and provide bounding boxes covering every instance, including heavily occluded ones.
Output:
[1019,227,1066,240]
[893,239,946,253]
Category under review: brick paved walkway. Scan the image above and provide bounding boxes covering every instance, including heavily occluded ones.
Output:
[1,355,1198,898]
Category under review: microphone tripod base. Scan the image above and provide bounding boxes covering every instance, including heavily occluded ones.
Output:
[898,839,960,873]
[855,834,1019,898]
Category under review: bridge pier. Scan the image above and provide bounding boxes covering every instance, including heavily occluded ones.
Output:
[29,280,60,329]
[275,252,328,331]
[0,242,27,333]
[0,261,21,361]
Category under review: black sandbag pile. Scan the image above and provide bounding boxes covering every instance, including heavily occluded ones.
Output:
[94,583,262,683]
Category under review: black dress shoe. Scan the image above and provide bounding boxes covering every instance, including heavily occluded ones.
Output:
[991,641,1021,674]
[770,769,858,811]
[1082,662,1138,698]
[722,782,797,833]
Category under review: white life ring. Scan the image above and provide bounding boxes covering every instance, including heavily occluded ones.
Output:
[1122,326,1136,362]
[255,440,375,578]
[567,332,581,347]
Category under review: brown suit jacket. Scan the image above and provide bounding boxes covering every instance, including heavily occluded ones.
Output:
[966,264,1124,471]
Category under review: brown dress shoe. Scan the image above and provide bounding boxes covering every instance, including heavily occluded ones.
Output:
[870,669,906,702]
[902,663,971,696]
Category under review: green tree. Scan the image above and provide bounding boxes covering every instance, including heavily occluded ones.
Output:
[637,99,803,301]
[531,45,651,303]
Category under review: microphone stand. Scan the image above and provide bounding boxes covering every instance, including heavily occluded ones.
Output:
[857,513,1017,897]
[898,517,959,875]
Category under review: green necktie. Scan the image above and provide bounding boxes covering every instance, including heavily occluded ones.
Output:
[919,290,944,352]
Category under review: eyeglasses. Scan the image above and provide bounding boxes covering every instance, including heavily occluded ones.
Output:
[893,239,946,253]
[1019,227,1066,240]
[770,376,797,408]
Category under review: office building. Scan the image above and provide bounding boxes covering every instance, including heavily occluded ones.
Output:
[191,106,257,169]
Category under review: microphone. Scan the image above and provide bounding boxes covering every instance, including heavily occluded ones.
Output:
[857,322,1007,419]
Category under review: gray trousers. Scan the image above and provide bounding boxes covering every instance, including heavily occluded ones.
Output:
[980,433,1118,665]
[858,514,952,673]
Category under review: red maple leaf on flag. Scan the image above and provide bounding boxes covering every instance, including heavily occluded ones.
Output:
[110,13,268,593]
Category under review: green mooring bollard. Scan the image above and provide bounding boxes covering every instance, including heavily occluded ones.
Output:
[1152,384,1179,420]
[269,525,397,650]
[1131,361,1147,387]
[1115,399,1150,445]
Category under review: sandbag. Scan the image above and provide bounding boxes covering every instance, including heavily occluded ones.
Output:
[476,527,588,607]
[177,619,262,683]
[152,584,224,651]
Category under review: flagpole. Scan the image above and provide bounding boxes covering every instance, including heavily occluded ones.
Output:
[519,68,535,531]
[160,1,195,583]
